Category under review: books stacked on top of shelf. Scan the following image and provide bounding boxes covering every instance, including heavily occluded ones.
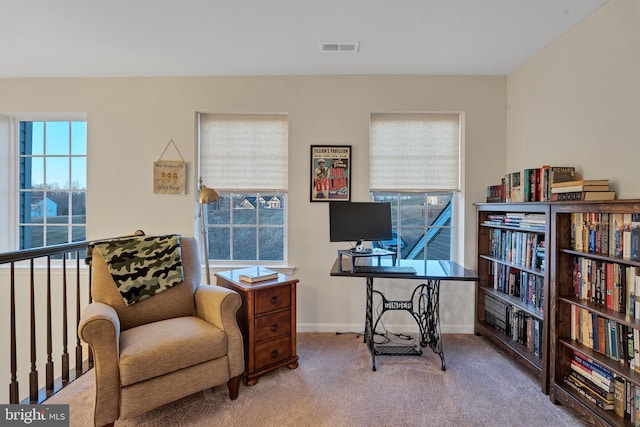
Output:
[502,166,577,202]
[551,179,616,201]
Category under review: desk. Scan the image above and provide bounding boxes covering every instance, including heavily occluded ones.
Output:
[330,257,478,371]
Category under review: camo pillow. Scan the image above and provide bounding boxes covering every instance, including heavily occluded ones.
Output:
[93,234,184,305]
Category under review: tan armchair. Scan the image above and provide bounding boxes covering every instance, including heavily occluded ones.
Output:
[78,236,244,427]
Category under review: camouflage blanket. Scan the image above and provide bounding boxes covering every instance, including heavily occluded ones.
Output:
[92,234,184,305]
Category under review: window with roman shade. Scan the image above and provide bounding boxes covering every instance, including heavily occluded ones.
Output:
[198,113,288,263]
[369,112,462,262]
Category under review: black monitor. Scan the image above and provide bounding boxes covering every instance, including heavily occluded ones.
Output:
[329,202,393,253]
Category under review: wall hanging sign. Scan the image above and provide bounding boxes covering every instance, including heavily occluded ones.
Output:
[153,139,187,195]
[310,145,351,202]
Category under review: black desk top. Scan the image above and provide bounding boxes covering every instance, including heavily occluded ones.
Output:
[330,257,478,281]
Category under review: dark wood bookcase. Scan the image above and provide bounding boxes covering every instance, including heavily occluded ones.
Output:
[475,202,551,394]
[549,200,640,426]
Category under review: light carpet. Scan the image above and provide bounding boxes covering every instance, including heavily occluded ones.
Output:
[45,333,586,426]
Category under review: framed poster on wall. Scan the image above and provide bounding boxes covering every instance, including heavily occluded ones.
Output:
[310,145,351,202]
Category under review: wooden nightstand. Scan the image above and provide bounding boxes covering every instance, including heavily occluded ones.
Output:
[215,269,299,386]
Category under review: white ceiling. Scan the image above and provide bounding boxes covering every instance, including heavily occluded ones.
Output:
[0,0,608,78]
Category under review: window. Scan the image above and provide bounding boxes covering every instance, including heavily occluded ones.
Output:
[199,114,288,263]
[19,121,87,249]
[369,113,462,261]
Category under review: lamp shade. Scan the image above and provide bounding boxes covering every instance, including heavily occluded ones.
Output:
[198,183,220,205]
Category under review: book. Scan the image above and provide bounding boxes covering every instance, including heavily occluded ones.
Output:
[614,377,625,417]
[636,377,640,421]
[551,184,610,193]
[542,166,576,201]
[548,166,576,183]
[551,179,610,188]
[538,165,549,201]
[550,191,616,202]
[631,213,640,261]
[509,171,522,202]
[236,266,279,283]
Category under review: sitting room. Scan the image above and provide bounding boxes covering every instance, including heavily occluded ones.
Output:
[1,1,638,426]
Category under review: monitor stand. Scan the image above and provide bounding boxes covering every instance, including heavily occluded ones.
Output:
[337,248,397,273]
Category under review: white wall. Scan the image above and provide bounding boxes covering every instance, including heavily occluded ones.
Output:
[0,75,506,336]
[507,0,640,198]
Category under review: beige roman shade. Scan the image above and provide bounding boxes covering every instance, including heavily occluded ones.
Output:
[199,114,288,191]
[370,113,461,192]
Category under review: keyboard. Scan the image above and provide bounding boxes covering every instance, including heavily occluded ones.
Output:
[353,265,417,275]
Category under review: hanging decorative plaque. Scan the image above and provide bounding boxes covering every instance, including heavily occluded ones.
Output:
[153,139,187,195]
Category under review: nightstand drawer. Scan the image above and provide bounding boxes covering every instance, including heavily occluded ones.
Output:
[255,310,291,342]
[255,286,291,314]
[254,336,292,370]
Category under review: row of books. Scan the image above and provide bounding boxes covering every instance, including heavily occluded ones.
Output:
[572,212,640,260]
[570,306,638,367]
[487,228,545,270]
[487,166,617,203]
[572,257,640,317]
[484,293,543,358]
[502,166,576,203]
[564,350,639,420]
[491,263,544,310]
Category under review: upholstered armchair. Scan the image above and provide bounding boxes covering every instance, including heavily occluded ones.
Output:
[78,235,244,427]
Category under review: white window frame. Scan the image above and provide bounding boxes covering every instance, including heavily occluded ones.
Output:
[1,113,87,252]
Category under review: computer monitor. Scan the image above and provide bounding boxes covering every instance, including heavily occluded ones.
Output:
[329,202,393,253]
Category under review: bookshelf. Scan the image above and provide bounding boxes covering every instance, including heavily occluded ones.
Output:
[475,202,551,394]
[549,200,640,426]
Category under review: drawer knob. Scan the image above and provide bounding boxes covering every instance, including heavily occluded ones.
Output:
[270,295,279,305]
[271,349,279,359]
[270,323,279,332]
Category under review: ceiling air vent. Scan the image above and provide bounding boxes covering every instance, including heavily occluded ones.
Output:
[319,42,360,53]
